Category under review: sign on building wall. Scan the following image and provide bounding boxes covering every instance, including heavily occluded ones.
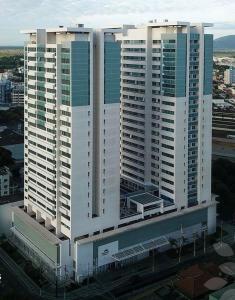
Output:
[98,241,118,267]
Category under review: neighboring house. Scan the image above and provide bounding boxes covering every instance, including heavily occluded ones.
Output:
[0,166,10,197]
[224,67,235,85]
[0,79,11,105]
[11,83,24,106]
[0,196,23,237]
[0,128,24,162]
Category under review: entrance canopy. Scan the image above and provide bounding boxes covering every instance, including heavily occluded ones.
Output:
[111,236,169,261]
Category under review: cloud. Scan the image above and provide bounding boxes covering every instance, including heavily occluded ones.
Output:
[0,0,234,45]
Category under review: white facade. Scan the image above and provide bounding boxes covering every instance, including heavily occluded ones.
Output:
[11,21,215,283]
[116,21,213,209]
[23,26,121,240]
[11,83,24,106]
[224,67,235,85]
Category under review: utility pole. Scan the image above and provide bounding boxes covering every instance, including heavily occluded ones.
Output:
[55,274,58,298]
[87,262,89,286]
[152,250,156,272]
[179,224,184,263]
[220,221,223,246]
[203,229,206,254]
[193,233,196,257]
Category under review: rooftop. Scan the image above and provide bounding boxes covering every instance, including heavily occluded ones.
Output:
[76,200,216,245]
[21,21,213,36]
[129,192,162,205]
[12,206,66,245]
[0,193,23,205]
[0,128,23,146]
[21,27,92,35]
[0,166,9,176]
[146,21,213,28]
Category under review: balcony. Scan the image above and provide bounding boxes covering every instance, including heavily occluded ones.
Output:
[27,51,37,58]
[45,72,56,80]
[28,61,36,67]
[45,92,56,100]
[45,62,56,69]
[28,70,36,76]
[45,82,56,90]
[44,52,56,59]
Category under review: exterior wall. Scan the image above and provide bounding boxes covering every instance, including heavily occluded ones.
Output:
[71,41,90,106]
[198,94,212,203]
[207,203,216,234]
[70,106,93,238]
[0,201,23,236]
[75,204,216,279]
[0,80,11,105]
[104,42,121,104]
[20,22,214,284]
[11,83,24,105]
[118,22,213,210]
[23,27,121,237]
[94,207,208,251]
[22,27,121,267]
[14,212,59,263]
[75,241,93,279]
[173,96,188,207]
[11,207,72,279]
[197,30,213,205]
[204,34,213,95]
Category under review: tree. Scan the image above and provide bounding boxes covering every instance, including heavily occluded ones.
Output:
[212,158,235,221]
[0,147,14,167]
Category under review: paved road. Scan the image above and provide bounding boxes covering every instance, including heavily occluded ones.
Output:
[0,252,38,299]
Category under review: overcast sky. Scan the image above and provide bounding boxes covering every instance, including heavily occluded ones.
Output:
[0,0,235,45]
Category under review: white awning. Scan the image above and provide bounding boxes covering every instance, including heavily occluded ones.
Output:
[111,236,169,261]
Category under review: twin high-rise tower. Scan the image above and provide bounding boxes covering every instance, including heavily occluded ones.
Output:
[11,21,216,282]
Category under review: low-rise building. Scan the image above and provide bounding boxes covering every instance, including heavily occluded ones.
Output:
[224,67,235,85]
[0,79,11,105]
[11,83,24,106]
[0,167,10,197]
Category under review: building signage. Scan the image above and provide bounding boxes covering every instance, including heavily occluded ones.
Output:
[98,241,118,267]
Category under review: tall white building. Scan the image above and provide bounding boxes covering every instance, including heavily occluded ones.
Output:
[224,67,235,85]
[11,21,216,283]
[12,25,121,279]
[117,21,213,209]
